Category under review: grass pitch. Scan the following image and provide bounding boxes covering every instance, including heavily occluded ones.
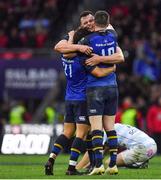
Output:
[0,154,161,179]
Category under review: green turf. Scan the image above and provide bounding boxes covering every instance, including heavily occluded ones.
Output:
[0,154,161,179]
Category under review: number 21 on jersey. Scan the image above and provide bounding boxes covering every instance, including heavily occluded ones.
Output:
[62,62,72,78]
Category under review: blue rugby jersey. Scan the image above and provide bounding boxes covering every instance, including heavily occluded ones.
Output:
[79,29,118,87]
[61,56,94,101]
[60,34,95,100]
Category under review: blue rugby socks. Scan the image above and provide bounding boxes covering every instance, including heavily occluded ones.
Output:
[68,137,85,171]
[50,134,70,160]
[106,130,118,167]
[86,134,95,168]
[92,130,103,168]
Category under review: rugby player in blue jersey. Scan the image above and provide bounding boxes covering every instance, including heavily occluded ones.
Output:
[64,28,118,175]
[52,11,124,176]
[44,11,117,176]
[78,11,125,175]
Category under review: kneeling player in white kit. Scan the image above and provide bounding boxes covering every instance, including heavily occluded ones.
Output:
[76,123,157,170]
[104,123,157,168]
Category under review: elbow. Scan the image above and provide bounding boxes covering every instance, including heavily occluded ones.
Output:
[118,55,125,63]
[54,43,66,53]
[95,74,102,78]
[54,44,60,52]
[120,56,125,62]
[121,54,125,62]
[91,67,106,77]
[54,40,68,53]
[93,72,103,77]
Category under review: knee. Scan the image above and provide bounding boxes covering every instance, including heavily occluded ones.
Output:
[63,129,75,139]
[104,123,115,131]
[76,129,88,140]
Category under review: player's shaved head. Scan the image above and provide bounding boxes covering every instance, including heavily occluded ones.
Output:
[95,10,110,28]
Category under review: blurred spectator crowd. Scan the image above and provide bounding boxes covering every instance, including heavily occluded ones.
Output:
[0,0,161,152]
[0,0,81,49]
[0,0,59,48]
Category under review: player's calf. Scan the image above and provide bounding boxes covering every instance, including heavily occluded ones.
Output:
[67,137,85,174]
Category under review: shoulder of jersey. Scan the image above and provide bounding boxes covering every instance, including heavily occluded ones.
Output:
[106,29,117,37]
[79,32,96,44]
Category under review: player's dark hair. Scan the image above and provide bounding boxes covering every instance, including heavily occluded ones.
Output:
[73,27,91,44]
[79,11,94,20]
[94,10,110,27]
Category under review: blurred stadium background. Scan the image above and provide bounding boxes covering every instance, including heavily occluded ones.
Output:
[0,0,161,157]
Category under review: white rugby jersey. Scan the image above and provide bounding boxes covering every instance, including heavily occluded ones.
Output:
[103,123,156,149]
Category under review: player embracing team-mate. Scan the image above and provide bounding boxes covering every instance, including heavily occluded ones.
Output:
[45,11,95,176]
[45,10,124,176]
[78,10,124,175]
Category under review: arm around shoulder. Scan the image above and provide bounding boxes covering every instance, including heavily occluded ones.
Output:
[100,46,125,64]
[54,39,69,53]
[91,65,116,77]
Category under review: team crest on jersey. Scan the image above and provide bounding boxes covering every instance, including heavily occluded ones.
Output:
[81,37,85,41]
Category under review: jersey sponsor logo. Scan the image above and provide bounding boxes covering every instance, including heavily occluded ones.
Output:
[79,116,86,121]
[95,41,115,47]
[90,109,97,113]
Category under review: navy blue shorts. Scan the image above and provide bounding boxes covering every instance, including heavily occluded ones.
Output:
[64,100,90,125]
[86,86,118,116]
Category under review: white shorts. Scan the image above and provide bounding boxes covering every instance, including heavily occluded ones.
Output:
[120,143,157,166]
